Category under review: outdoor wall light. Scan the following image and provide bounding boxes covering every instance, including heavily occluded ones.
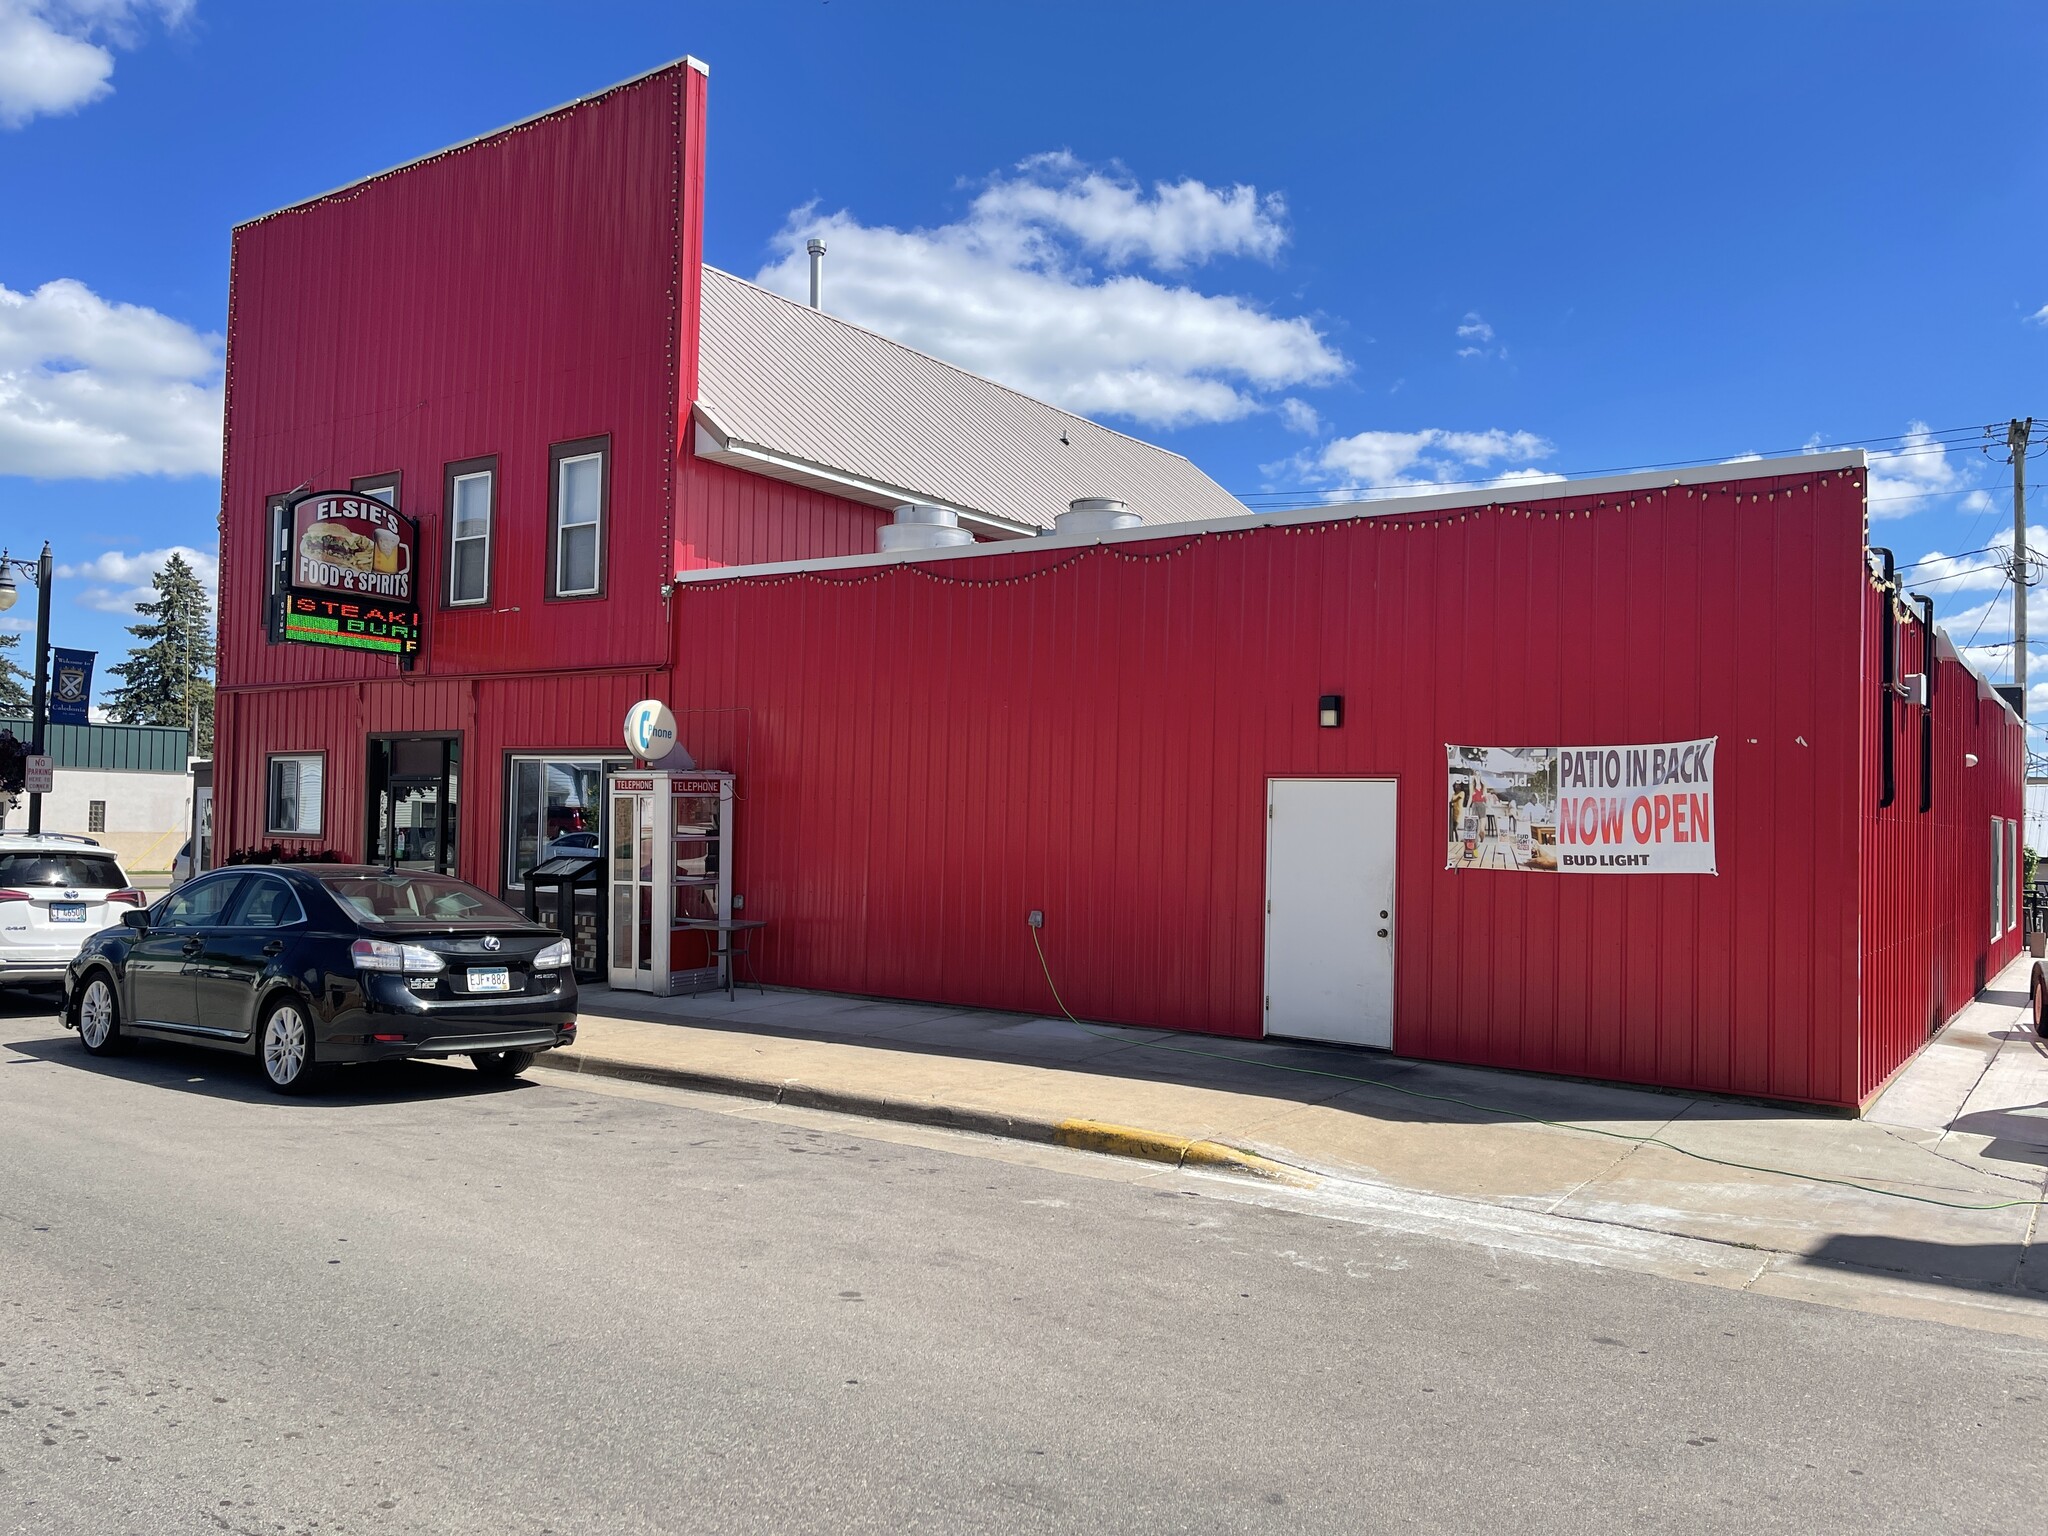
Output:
[1964,753,1980,768]
[1318,694,1343,729]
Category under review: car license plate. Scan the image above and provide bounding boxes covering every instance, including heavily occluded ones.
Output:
[467,967,511,993]
[49,903,86,923]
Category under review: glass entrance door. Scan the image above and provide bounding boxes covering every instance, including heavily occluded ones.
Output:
[608,782,658,990]
[367,736,461,874]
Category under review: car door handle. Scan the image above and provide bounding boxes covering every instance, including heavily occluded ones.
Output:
[262,940,285,956]
[181,938,203,955]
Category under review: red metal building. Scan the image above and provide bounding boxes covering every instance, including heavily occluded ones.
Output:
[216,60,2024,1110]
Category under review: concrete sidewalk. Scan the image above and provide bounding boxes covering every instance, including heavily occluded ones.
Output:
[552,959,2048,1334]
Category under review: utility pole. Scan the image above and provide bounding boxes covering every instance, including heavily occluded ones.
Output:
[2013,417,2034,720]
[25,544,51,835]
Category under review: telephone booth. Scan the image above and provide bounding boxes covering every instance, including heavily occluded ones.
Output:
[605,767,734,994]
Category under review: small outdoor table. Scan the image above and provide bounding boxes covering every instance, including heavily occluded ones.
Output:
[675,917,768,1001]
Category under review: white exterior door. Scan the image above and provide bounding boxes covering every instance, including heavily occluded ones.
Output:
[1264,778,1397,1048]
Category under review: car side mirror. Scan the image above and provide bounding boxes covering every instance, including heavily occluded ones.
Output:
[121,908,152,932]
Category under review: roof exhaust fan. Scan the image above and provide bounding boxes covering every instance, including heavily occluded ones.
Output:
[879,503,973,553]
[1055,497,1142,535]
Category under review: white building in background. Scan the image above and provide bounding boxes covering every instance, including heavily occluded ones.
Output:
[0,718,192,873]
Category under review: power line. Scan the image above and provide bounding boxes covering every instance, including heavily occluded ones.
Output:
[1964,573,2012,649]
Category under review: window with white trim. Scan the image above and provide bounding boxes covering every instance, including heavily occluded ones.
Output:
[549,438,608,598]
[2009,819,2021,934]
[1993,818,2005,941]
[447,466,493,606]
[267,754,325,837]
[88,800,106,833]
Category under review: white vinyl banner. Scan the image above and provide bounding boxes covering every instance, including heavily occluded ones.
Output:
[1446,739,1717,875]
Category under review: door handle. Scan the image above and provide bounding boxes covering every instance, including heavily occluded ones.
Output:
[181,938,203,955]
[262,940,285,957]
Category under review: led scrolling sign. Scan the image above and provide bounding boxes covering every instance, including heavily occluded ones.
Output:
[275,491,423,657]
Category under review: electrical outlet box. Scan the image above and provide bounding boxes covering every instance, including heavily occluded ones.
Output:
[1027,910,1044,929]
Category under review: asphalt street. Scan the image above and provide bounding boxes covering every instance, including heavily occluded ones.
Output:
[2,990,2044,1535]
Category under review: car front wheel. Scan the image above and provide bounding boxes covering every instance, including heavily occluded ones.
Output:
[258,998,321,1094]
[469,1048,537,1081]
[76,975,126,1056]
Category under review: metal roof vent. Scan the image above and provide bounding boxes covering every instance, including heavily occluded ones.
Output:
[1056,497,1142,535]
[879,503,973,553]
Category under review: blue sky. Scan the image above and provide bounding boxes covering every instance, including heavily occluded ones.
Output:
[3,1,2046,722]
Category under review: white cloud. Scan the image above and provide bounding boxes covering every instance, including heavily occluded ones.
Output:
[2027,304,2048,326]
[0,277,222,477]
[754,155,1345,429]
[1266,426,1556,501]
[0,0,189,129]
[1454,310,1504,360]
[1278,397,1321,435]
[1865,420,1986,521]
[57,545,217,615]
[969,152,1289,271]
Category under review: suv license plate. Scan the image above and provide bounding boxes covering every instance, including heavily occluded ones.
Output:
[467,967,510,993]
[49,904,86,923]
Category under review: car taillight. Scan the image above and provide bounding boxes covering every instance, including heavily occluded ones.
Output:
[107,889,147,907]
[533,938,572,970]
[351,938,446,973]
[0,889,29,903]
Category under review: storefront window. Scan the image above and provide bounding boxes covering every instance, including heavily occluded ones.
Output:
[505,757,617,890]
[267,753,325,836]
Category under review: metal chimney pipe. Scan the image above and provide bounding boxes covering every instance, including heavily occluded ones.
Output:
[806,238,826,309]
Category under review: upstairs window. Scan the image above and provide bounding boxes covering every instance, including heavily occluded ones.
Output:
[444,457,496,607]
[548,436,609,599]
[351,472,401,509]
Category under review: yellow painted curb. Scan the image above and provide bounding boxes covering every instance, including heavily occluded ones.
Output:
[1182,1139,1320,1189]
[1052,1118,1319,1188]
[1052,1118,1189,1164]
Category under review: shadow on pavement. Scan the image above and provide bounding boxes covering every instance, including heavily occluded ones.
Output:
[584,989,1816,1131]
[1803,1233,2048,1294]
[5,1025,535,1109]
[1949,1104,2048,1169]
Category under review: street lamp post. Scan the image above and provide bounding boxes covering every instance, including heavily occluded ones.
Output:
[0,543,54,835]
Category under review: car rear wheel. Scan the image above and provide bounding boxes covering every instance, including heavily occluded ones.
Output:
[76,975,126,1056]
[258,998,321,1094]
[469,1048,537,1080]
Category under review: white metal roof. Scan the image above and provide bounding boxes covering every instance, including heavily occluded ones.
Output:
[693,267,1249,536]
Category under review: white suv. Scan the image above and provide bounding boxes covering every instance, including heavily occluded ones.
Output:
[0,834,147,989]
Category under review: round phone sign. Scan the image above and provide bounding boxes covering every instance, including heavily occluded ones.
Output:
[624,699,678,761]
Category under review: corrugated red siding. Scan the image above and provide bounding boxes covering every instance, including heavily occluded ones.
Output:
[215,669,664,890]
[676,453,889,572]
[214,63,891,864]
[219,66,703,689]
[669,467,1875,1106]
[1857,584,2024,1101]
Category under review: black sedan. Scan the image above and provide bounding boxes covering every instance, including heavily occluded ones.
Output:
[62,865,578,1093]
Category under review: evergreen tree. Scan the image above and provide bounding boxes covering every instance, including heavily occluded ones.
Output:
[0,631,29,717]
[104,553,215,755]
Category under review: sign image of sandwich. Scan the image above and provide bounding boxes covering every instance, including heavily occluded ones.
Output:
[301,520,376,573]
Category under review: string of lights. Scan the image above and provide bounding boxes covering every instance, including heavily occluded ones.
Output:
[1232,421,2032,508]
[680,468,1867,596]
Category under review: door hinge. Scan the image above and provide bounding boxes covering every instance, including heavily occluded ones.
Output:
[1266,898,1272,913]
[1264,995,1271,1009]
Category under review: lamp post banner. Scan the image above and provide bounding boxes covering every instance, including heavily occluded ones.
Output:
[48,648,94,726]
[1446,739,1718,875]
